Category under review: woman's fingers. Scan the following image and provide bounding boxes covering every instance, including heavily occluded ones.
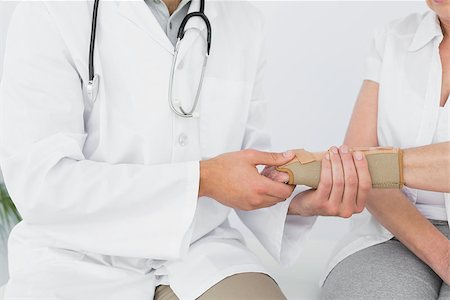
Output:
[353,151,372,213]
[261,166,290,183]
[261,166,272,178]
[339,145,359,218]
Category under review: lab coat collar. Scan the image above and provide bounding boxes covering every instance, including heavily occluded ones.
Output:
[408,11,443,52]
[115,0,218,55]
[115,0,174,54]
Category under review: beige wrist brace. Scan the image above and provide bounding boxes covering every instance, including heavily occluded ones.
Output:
[276,147,404,189]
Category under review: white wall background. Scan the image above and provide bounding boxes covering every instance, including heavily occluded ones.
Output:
[0,1,428,299]
[257,0,427,241]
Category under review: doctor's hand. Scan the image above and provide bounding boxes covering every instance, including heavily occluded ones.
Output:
[287,146,372,218]
[199,150,296,211]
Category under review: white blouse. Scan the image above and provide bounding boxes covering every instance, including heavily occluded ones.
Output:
[321,10,450,284]
[416,105,449,221]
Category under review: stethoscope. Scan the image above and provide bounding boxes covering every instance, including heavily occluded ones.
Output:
[87,0,212,118]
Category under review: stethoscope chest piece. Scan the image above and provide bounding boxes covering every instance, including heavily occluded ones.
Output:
[87,74,100,103]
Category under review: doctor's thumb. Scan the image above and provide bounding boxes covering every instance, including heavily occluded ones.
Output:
[247,150,295,166]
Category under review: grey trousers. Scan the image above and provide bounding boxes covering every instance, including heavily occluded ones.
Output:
[322,220,450,300]
[154,273,286,300]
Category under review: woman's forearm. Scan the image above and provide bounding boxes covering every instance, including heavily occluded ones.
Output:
[367,190,450,283]
[403,142,450,193]
[344,81,449,284]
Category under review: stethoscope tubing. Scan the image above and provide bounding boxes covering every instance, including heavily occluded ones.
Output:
[169,30,209,118]
[87,0,211,118]
[89,0,100,82]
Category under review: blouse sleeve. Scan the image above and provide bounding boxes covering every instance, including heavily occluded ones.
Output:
[364,26,388,83]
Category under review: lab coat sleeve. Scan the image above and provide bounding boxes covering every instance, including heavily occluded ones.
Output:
[0,2,198,260]
[364,26,388,83]
[235,22,317,266]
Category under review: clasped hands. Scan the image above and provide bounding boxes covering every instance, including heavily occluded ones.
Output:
[199,146,371,218]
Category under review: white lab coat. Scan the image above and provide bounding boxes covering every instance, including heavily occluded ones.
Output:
[0,1,316,299]
[320,10,450,285]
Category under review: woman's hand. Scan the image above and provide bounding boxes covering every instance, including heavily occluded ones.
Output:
[446,249,450,286]
[433,240,450,286]
[290,146,371,217]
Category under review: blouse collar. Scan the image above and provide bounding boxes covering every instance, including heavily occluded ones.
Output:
[408,11,443,52]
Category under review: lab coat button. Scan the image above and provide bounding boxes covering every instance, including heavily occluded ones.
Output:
[178,134,188,147]
[177,60,184,70]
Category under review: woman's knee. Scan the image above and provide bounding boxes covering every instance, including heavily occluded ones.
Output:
[321,241,442,299]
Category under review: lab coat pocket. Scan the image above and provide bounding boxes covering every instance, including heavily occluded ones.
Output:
[199,77,252,158]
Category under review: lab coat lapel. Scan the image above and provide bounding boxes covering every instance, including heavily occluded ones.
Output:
[115,0,174,54]
[177,0,218,61]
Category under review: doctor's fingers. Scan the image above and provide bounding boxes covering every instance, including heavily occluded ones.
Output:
[338,146,360,218]
[259,176,295,200]
[256,195,289,209]
[244,149,295,167]
[243,183,289,210]
[327,147,346,208]
[353,151,372,213]
[315,154,333,201]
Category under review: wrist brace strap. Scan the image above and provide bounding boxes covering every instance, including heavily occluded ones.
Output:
[276,147,404,189]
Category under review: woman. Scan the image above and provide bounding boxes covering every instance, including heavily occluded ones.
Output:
[321,0,450,299]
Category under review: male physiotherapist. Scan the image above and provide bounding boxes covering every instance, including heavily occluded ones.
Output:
[0,0,371,299]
